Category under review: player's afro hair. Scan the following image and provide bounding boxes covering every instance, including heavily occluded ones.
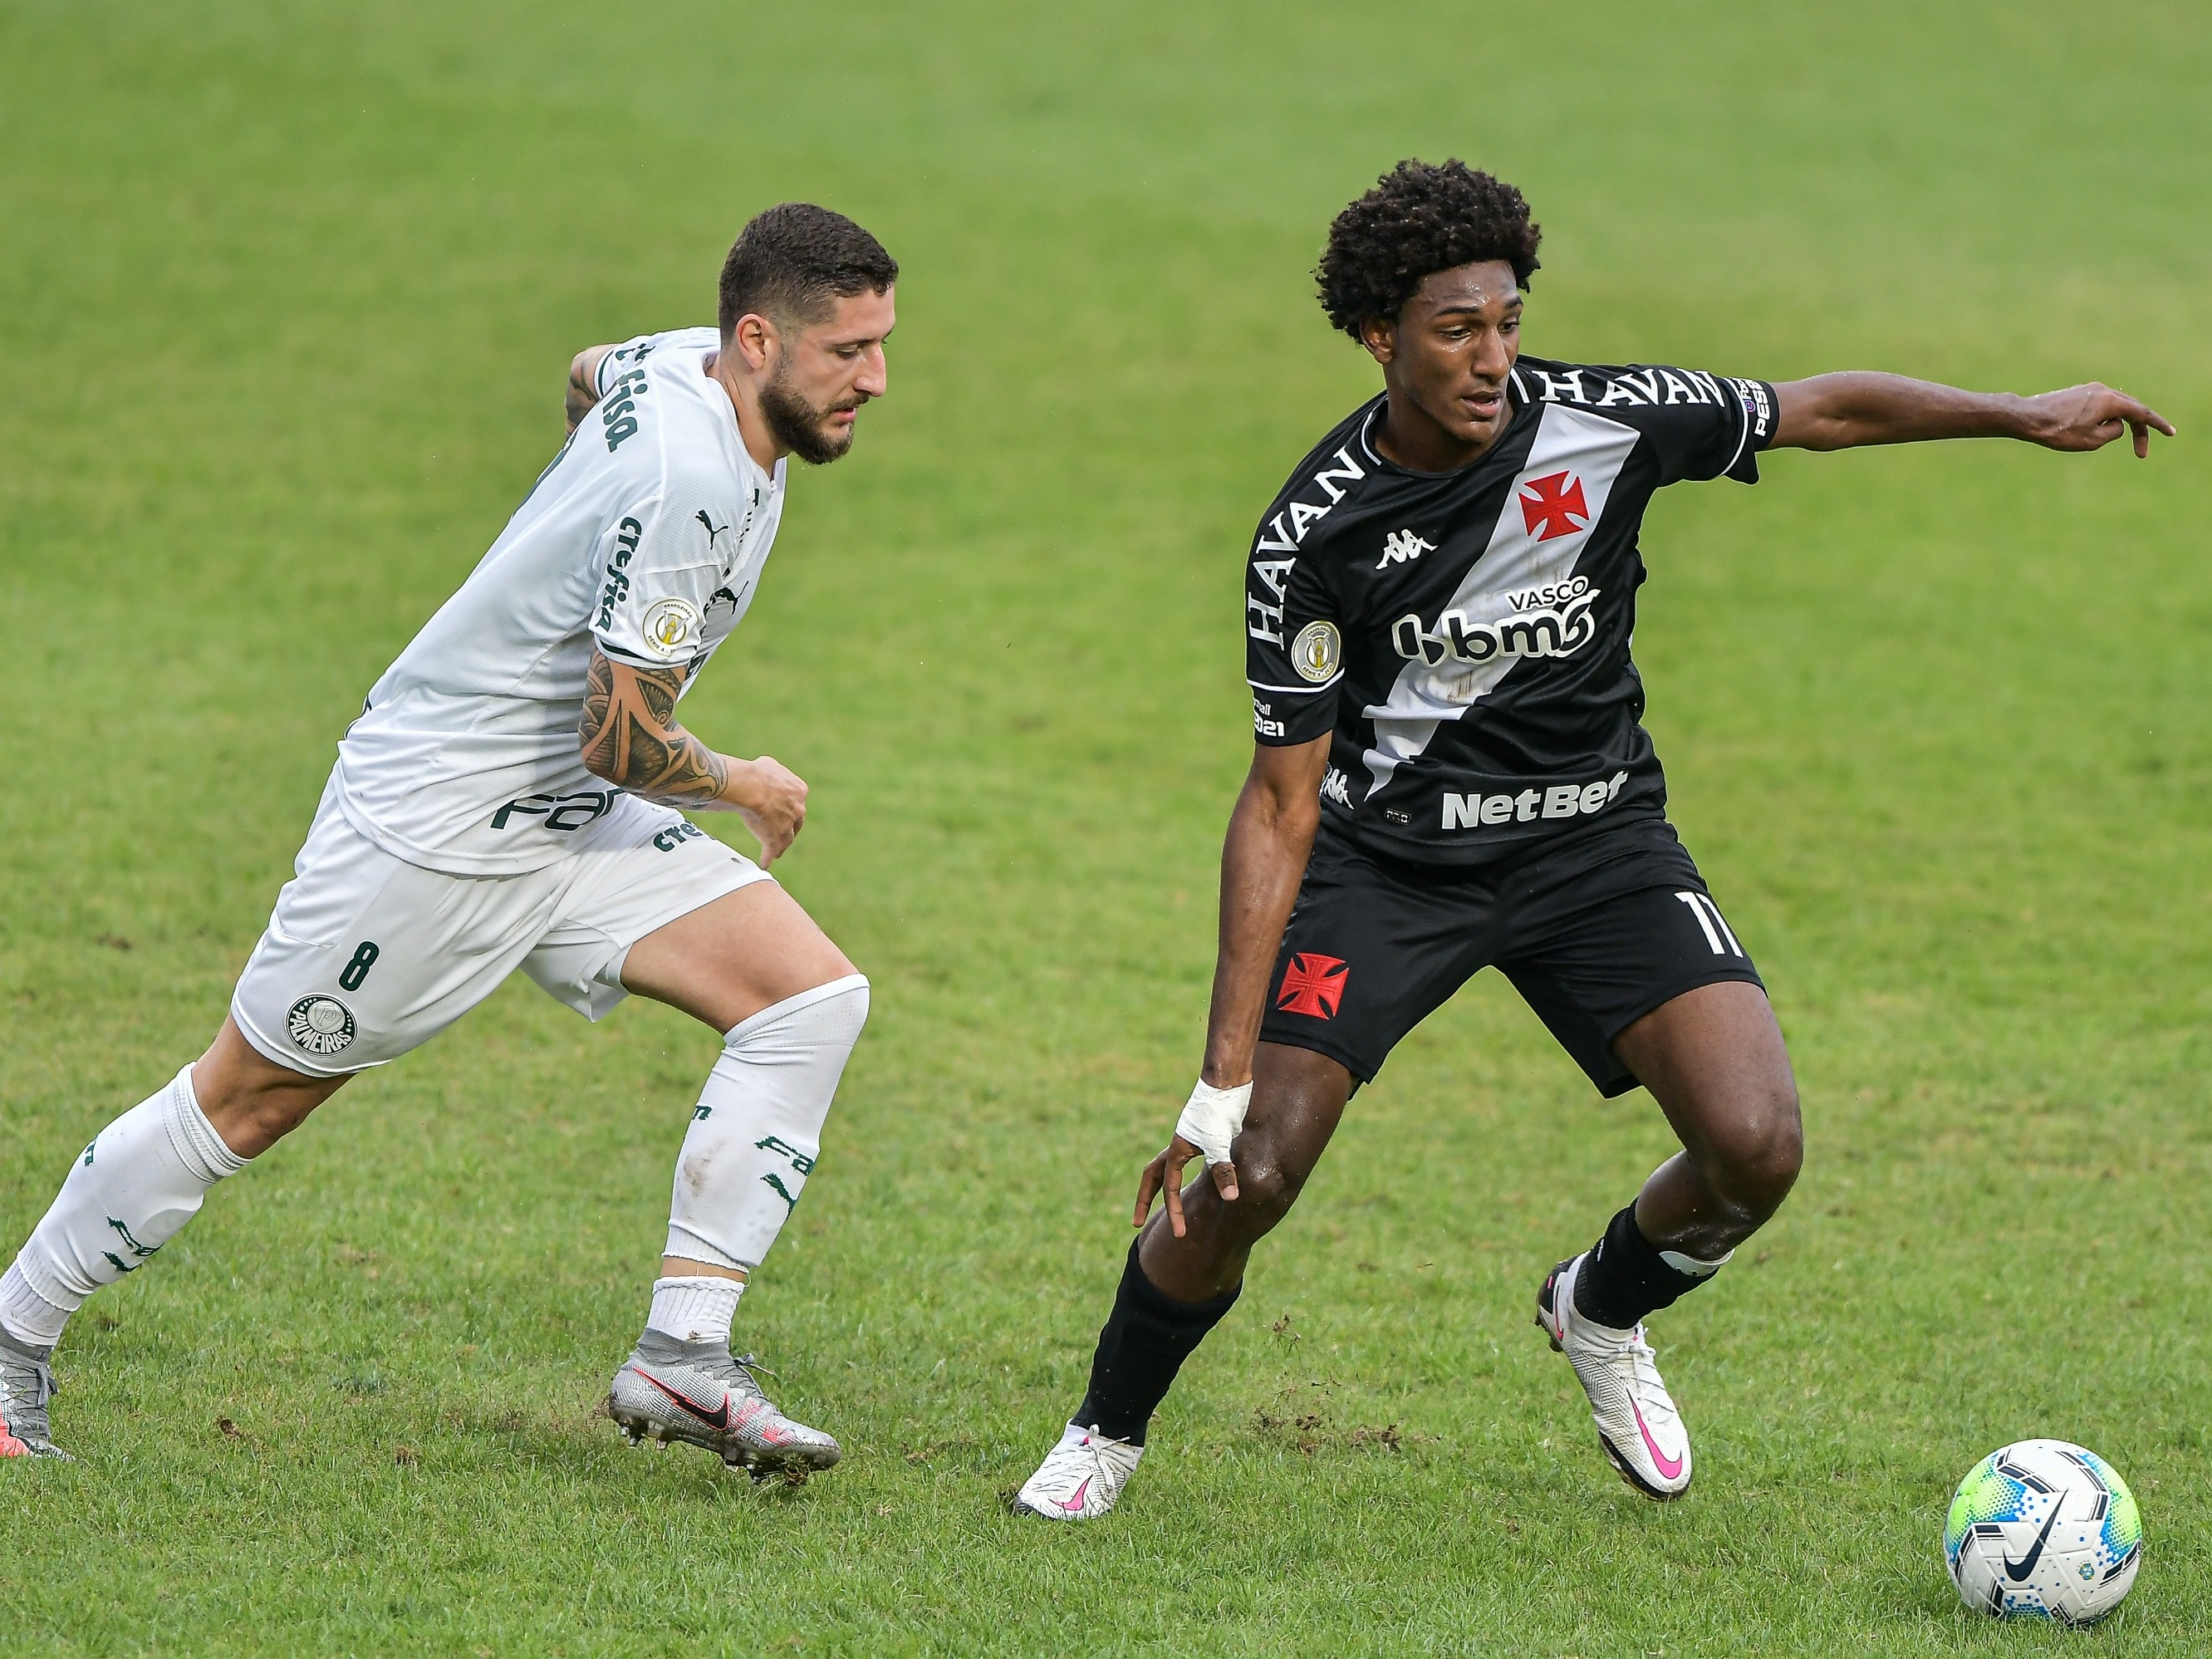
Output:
[1315,160,1541,339]
[719,203,899,338]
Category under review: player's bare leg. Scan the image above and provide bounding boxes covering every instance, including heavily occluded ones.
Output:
[1614,980,1802,1261]
[606,879,869,1480]
[1537,979,1802,1498]
[1015,1043,1347,1516]
[1135,1043,1352,1302]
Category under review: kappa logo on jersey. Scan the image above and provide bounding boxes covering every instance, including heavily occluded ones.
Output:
[1519,472,1591,542]
[1276,953,1349,1018]
[1376,528,1434,569]
[600,367,649,451]
[1391,577,1601,668]
[286,994,357,1057]
[1248,444,1368,645]
[1320,767,1353,807]
[596,517,644,628]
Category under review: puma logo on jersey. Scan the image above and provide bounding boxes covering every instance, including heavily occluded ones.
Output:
[1376,528,1434,569]
[696,510,729,546]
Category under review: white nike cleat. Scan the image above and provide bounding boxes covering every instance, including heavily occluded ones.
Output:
[1,1332,72,1462]
[1536,1254,1692,1500]
[1013,1421,1143,1520]
[607,1333,840,1480]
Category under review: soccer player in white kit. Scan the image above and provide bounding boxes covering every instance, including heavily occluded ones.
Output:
[0,204,896,1476]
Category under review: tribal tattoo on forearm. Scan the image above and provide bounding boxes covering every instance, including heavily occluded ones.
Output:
[565,359,601,434]
[579,650,732,807]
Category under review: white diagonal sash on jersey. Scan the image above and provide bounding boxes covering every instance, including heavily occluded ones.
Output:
[1361,405,1641,795]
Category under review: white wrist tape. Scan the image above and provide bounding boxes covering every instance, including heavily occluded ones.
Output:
[1174,1078,1252,1168]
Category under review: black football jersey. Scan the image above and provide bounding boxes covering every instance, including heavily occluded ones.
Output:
[1245,354,1778,866]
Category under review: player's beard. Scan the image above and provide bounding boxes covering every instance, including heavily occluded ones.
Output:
[760,364,861,466]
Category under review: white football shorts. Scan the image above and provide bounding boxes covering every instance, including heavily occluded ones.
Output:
[231,785,769,1077]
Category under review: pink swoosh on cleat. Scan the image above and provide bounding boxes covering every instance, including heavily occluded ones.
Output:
[1630,1400,1684,1481]
[1056,1477,1092,1513]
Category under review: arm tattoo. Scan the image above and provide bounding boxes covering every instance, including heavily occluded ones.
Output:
[565,346,611,434]
[578,649,730,807]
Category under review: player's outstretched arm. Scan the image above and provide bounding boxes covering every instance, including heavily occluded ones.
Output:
[1771,373,2174,457]
[566,345,616,433]
[578,645,809,864]
[1135,733,1331,1237]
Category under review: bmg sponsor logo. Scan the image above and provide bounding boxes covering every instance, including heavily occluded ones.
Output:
[1392,577,1600,668]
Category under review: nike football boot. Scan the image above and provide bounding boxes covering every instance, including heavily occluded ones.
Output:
[0,1329,71,1461]
[607,1332,840,1479]
[1013,1422,1143,1520]
[1536,1254,1692,1499]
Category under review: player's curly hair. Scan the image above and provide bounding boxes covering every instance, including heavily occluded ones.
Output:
[719,203,898,338]
[1315,160,1542,339]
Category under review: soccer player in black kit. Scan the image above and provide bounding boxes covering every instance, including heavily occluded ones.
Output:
[1015,160,2173,1518]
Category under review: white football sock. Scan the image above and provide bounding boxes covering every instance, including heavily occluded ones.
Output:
[0,1064,248,1348]
[664,975,868,1274]
[645,1275,743,1346]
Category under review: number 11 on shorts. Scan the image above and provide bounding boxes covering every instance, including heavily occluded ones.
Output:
[1675,892,1743,957]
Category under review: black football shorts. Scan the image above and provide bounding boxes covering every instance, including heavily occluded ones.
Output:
[1257,814,1764,1097]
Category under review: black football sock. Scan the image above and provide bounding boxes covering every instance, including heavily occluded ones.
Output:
[1571,1204,1724,1330]
[1072,1239,1240,1445]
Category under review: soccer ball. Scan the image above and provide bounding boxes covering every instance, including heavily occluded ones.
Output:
[1944,1440,2143,1623]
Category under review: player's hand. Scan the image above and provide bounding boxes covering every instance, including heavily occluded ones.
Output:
[729,755,807,866]
[1132,1078,1252,1236]
[1133,1133,1238,1239]
[2022,383,2175,457]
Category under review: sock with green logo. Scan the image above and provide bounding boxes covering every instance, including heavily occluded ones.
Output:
[662,976,869,1275]
[0,1065,248,1350]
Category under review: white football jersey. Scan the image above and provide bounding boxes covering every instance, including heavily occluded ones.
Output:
[333,327,784,875]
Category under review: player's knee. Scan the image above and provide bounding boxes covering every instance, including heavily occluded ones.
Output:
[1711,1082,1802,1219]
[1224,1150,1307,1234]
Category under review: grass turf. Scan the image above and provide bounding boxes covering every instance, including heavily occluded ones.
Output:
[2,0,2209,1652]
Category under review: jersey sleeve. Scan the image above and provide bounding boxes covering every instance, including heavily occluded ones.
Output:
[1633,367,1779,486]
[1244,527,1344,747]
[587,489,720,670]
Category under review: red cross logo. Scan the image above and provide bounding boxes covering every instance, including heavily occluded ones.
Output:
[1275,953,1349,1018]
[1518,471,1590,542]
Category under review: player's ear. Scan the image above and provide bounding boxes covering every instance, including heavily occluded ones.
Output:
[733,312,777,375]
[1360,315,1396,366]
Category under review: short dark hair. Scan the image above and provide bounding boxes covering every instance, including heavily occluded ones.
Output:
[1315,160,1542,339]
[719,203,899,339]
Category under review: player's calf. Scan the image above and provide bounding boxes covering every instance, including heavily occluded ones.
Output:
[0,1063,257,1364]
[605,974,869,1475]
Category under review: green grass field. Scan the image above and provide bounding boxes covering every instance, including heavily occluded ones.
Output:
[3,1,2208,1652]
